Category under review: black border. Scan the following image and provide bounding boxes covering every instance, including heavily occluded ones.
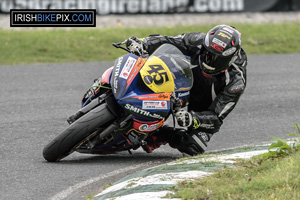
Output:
[10,9,96,27]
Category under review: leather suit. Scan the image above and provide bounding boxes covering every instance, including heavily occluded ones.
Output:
[141,32,248,155]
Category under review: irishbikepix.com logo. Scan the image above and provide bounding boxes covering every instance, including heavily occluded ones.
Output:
[10,9,96,27]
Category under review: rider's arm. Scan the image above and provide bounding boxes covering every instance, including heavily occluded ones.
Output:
[142,32,206,56]
[208,49,247,121]
[187,49,247,134]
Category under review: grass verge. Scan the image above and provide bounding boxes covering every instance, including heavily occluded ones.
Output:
[170,124,300,200]
[1,22,300,65]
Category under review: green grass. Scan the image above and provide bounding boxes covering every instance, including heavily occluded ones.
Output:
[1,22,300,65]
[170,124,300,200]
[170,150,300,200]
[173,151,300,200]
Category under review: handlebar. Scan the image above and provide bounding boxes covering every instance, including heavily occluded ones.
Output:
[112,40,148,57]
[112,41,131,53]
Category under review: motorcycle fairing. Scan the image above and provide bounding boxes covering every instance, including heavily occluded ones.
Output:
[67,45,196,157]
[111,54,172,121]
[121,92,172,121]
[140,56,175,94]
[88,118,164,154]
[111,54,147,100]
[124,57,148,91]
[123,103,165,120]
[101,67,113,85]
[132,118,165,132]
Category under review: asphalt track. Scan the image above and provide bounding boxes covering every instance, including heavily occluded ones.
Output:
[1,54,299,200]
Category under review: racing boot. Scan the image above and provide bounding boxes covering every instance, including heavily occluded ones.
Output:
[177,131,212,156]
[142,134,166,153]
[157,125,212,156]
[141,125,178,153]
[158,125,188,148]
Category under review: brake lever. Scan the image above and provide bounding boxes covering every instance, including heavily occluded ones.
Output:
[112,40,148,57]
[112,42,132,53]
[113,40,128,50]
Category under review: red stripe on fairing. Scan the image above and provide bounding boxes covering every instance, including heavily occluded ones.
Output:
[101,67,113,84]
[125,57,147,90]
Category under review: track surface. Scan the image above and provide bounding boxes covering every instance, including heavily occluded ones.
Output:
[1,54,299,200]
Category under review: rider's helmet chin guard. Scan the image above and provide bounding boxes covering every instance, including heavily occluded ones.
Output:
[199,25,242,77]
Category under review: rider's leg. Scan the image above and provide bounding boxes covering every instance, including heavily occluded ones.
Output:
[143,125,212,155]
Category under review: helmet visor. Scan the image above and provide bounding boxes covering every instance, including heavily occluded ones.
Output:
[200,49,232,75]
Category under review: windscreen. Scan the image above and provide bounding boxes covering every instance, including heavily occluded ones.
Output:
[152,44,193,90]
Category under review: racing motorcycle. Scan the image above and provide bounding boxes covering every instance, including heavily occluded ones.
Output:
[43,42,193,162]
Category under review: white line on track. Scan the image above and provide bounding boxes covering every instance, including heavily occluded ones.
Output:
[49,161,157,200]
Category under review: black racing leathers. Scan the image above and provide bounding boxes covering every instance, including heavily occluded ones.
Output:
[143,32,247,134]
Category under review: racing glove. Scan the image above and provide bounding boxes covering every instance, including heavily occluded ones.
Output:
[175,110,223,134]
[175,109,193,127]
[126,37,145,55]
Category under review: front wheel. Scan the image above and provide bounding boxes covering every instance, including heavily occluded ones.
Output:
[43,103,115,162]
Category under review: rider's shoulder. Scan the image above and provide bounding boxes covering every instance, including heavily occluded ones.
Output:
[240,48,247,57]
[234,48,247,67]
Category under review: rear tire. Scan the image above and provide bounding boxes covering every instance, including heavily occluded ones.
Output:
[43,103,115,162]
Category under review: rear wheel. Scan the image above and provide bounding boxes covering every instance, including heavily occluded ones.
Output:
[43,103,115,162]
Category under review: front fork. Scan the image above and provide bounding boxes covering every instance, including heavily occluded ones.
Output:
[67,92,110,124]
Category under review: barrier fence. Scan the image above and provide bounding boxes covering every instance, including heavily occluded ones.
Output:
[0,0,299,15]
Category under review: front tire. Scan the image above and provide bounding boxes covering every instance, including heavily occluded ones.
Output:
[43,103,115,162]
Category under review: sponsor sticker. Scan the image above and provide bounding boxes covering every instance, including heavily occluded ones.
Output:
[125,104,163,119]
[120,57,137,79]
[142,101,168,110]
[125,57,147,90]
[193,119,201,129]
[223,27,234,34]
[177,91,190,98]
[158,93,171,100]
[229,81,245,93]
[212,38,227,48]
[211,43,223,52]
[133,119,165,132]
[220,30,233,37]
[138,122,162,132]
[218,32,231,39]
[140,124,149,131]
[113,56,123,93]
[222,47,236,56]
[133,93,171,100]
[136,95,158,100]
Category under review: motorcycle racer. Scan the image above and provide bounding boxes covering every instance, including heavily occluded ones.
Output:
[126,25,248,156]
